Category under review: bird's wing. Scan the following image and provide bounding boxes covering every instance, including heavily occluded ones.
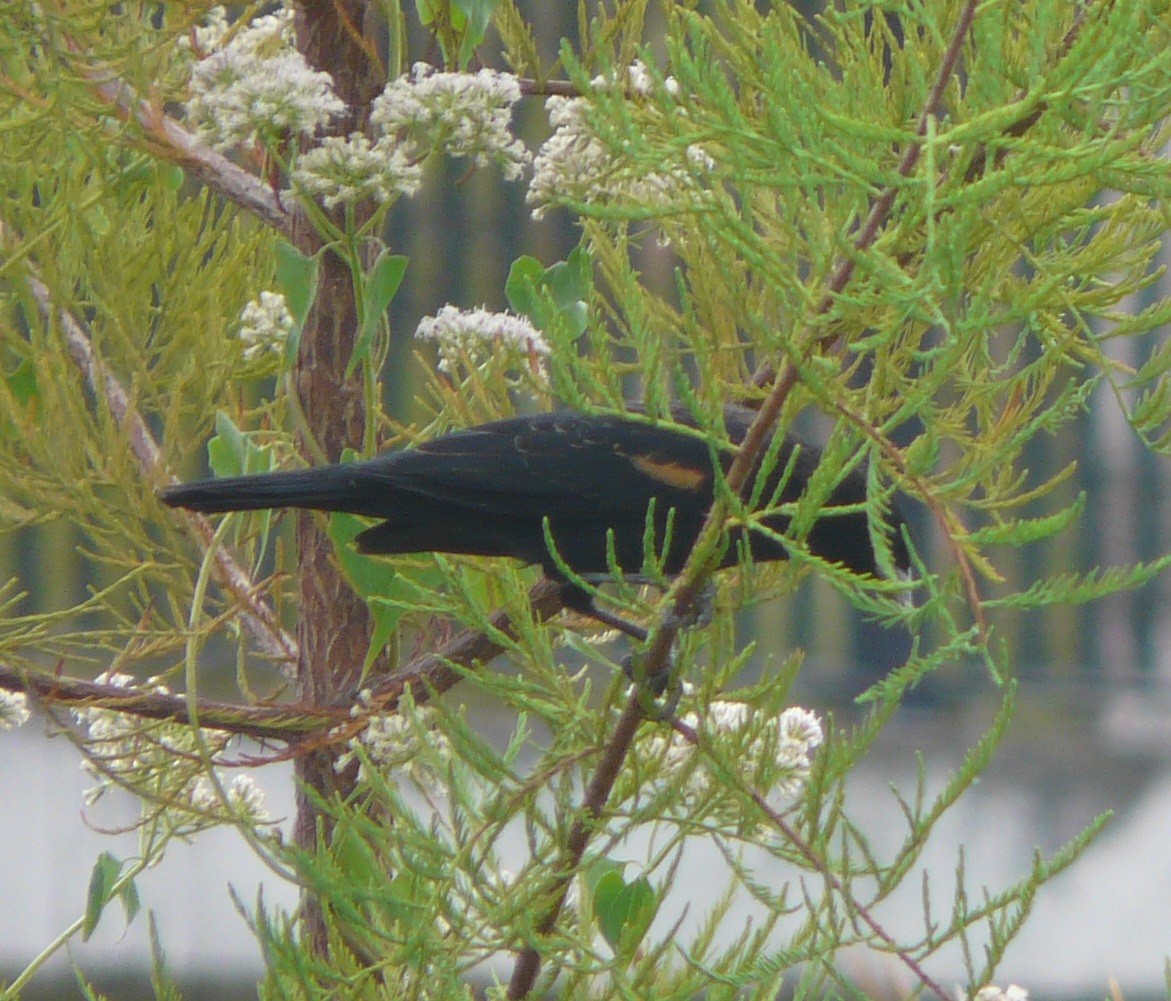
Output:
[355,413,721,521]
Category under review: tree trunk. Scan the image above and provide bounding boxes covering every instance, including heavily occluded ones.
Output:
[289,0,385,955]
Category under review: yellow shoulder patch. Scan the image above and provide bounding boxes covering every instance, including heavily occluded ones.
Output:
[631,454,708,491]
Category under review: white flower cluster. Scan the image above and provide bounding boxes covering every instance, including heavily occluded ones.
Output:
[293,132,423,209]
[288,62,529,209]
[372,63,530,181]
[336,690,452,788]
[528,61,715,220]
[643,702,824,807]
[238,290,293,362]
[72,671,270,827]
[188,774,269,823]
[0,690,30,730]
[415,304,549,376]
[186,7,346,151]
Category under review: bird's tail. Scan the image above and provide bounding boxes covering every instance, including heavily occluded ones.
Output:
[159,465,383,517]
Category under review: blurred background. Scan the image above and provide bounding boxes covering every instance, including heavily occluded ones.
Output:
[2,3,1169,999]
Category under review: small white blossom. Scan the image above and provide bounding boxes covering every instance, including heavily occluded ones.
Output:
[528,60,701,218]
[72,672,148,788]
[336,696,452,788]
[71,672,255,833]
[708,700,750,731]
[415,305,549,375]
[239,291,293,361]
[293,132,423,208]
[641,702,823,808]
[187,774,269,823]
[528,86,706,220]
[186,9,346,150]
[626,60,654,96]
[962,986,1029,1001]
[371,64,530,180]
[778,706,823,751]
[178,6,231,57]
[624,59,680,98]
[686,143,717,171]
[187,776,220,813]
[0,691,30,730]
[227,775,268,820]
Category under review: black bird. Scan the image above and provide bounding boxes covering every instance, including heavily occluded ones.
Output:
[160,405,910,620]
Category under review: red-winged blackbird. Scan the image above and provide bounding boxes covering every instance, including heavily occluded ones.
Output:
[160,405,910,606]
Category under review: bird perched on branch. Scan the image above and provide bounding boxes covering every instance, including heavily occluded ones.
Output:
[160,405,911,628]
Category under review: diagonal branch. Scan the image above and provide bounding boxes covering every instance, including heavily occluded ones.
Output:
[506,3,981,998]
[76,66,293,237]
[20,269,298,666]
[669,715,953,1001]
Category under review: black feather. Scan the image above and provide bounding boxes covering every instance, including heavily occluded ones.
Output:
[160,405,909,582]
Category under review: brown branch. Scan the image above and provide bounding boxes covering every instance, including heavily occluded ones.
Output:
[752,0,976,390]
[517,77,580,98]
[2,663,341,739]
[286,0,389,953]
[961,2,1096,184]
[0,579,574,743]
[19,270,299,666]
[798,0,1102,635]
[748,0,989,638]
[507,695,645,997]
[362,579,572,711]
[751,0,1099,384]
[506,3,981,997]
[77,67,293,237]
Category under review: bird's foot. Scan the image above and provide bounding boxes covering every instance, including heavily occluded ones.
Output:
[663,579,716,633]
[621,649,682,720]
[584,600,649,642]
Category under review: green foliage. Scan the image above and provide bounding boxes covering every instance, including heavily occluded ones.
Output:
[327,506,451,672]
[349,250,409,377]
[274,238,320,362]
[207,411,278,567]
[505,248,592,339]
[585,861,660,960]
[0,0,1169,998]
[418,0,502,67]
[82,851,141,942]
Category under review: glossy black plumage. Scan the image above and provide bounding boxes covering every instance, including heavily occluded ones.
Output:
[160,405,909,585]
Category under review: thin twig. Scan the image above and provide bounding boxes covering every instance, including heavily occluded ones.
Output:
[670,715,952,1001]
[961,3,1095,184]
[749,0,988,637]
[1,663,335,739]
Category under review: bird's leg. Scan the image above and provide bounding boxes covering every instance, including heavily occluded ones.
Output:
[560,583,684,712]
[560,583,648,642]
[623,581,713,718]
[662,579,717,633]
[567,576,716,640]
[557,575,721,717]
